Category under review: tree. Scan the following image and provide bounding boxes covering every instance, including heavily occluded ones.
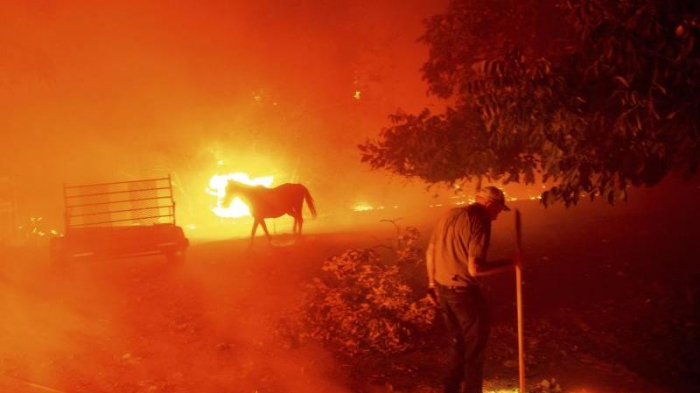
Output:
[359,0,700,206]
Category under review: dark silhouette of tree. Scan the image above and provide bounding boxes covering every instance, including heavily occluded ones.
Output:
[360,0,700,206]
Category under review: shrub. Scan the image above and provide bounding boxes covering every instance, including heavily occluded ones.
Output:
[395,226,423,265]
[290,240,436,356]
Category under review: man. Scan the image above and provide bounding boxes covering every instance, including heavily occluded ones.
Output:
[426,186,517,393]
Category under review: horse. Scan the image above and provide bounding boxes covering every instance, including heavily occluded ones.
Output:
[222,182,317,242]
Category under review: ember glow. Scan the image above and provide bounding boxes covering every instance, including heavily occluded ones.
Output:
[352,203,385,212]
[207,173,273,218]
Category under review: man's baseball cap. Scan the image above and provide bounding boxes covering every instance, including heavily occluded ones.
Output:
[477,186,511,211]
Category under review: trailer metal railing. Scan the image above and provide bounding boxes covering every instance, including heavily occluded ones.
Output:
[63,175,176,232]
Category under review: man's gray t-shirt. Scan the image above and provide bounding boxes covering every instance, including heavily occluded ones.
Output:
[429,204,491,287]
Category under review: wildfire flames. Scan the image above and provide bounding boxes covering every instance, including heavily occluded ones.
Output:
[353,203,385,212]
[207,173,273,218]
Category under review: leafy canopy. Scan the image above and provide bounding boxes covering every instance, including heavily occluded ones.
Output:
[359,0,700,206]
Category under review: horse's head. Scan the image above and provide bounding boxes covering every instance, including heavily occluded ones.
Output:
[222,181,238,206]
[222,180,251,206]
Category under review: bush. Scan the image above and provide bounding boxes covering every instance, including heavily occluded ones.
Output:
[283,230,436,356]
[395,226,423,265]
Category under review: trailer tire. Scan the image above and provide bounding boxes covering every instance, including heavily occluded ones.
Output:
[166,249,186,264]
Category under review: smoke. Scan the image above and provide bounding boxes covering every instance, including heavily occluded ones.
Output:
[0,238,357,393]
[0,0,448,231]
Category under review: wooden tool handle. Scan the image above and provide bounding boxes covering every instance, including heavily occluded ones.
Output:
[515,209,525,393]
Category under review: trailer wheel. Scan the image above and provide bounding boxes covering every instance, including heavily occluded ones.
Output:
[166,249,186,264]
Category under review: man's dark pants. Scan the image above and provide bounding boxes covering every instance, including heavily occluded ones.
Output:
[436,283,490,393]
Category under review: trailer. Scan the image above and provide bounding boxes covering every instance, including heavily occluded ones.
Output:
[50,175,189,263]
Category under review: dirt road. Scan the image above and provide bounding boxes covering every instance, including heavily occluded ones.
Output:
[1,180,698,393]
[1,234,368,393]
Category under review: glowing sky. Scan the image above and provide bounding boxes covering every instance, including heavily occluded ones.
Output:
[1,1,451,226]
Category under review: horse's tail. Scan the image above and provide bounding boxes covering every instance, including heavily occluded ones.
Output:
[302,186,317,218]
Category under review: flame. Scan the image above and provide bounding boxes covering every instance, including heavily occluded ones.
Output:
[207,173,273,218]
[352,203,385,212]
[353,203,373,212]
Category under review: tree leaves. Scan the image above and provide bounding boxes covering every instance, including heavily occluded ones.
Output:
[614,76,630,88]
[360,0,700,206]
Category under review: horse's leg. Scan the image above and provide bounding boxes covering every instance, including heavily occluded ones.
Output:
[259,219,272,243]
[296,214,304,236]
[250,219,259,245]
[292,214,299,234]
[294,196,304,234]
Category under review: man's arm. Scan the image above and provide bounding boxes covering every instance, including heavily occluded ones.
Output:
[468,256,516,277]
[426,242,436,287]
[425,242,439,303]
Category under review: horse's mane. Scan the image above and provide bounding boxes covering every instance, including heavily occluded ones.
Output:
[226,181,255,190]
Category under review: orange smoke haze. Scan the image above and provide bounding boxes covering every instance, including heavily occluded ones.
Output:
[2,3,700,393]
[1,0,488,237]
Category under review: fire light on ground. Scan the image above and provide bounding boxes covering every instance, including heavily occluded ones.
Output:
[352,203,386,212]
[207,173,273,218]
[17,216,61,238]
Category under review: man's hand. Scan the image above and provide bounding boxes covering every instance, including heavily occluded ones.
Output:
[470,256,516,276]
[427,286,438,304]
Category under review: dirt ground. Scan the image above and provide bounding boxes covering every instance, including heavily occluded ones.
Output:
[1,180,699,393]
